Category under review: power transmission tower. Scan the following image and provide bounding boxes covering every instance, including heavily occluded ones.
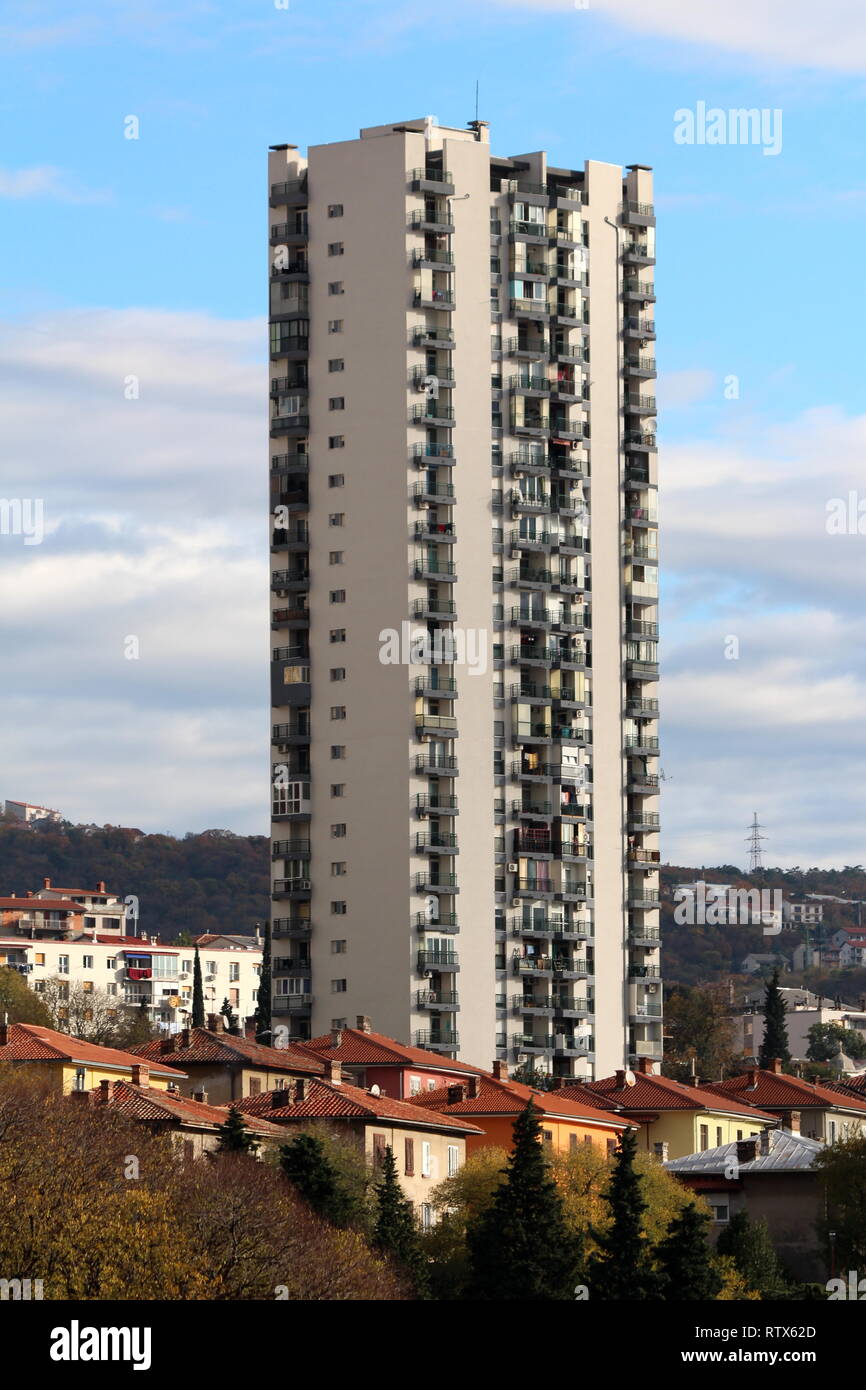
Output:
[746,812,767,873]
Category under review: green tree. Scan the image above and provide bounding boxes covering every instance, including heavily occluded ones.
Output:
[716,1211,786,1296]
[759,969,790,1068]
[655,1202,722,1300]
[814,1135,866,1269]
[191,946,205,1028]
[214,1104,258,1156]
[0,966,53,1026]
[589,1128,662,1300]
[467,1101,581,1300]
[280,1133,365,1229]
[254,920,271,1044]
[372,1147,427,1293]
[807,1022,866,1063]
[114,998,155,1048]
[663,982,736,1082]
[220,997,239,1035]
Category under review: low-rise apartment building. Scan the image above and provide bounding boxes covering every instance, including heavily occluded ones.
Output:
[704,1060,866,1143]
[0,1022,186,1093]
[90,1073,285,1158]
[131,1023,324,1103]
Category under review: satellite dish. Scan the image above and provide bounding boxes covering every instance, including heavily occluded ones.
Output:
[370,1084,381,1096]
[624,1070,637,1087]
[273,1025,290,1050]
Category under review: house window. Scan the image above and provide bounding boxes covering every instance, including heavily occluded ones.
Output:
[569,1133,578,1151]
[328,513,344,526]
[327,321,343,334]
[330,669,346,682]
[74,1068,86,1092]
[330,745,345,759]
[716,1126,723,1147]
[328,359,344,372]
[230,964,239,982]
[106,957,115,969]
[58,955,69,975]
[331,979,347,993]
[331,940,347,954]
[84,916,96,928]
[329,590,346,603]
[328,434,345,447]
[82,955,94,970]
[331,862,347,876]
[373,1133,387,1167]
[328,474,344,487]
[328,242,344,256]
[330,629,346,643]
[248,1078,262,1096]
[330,902,347,915]
[331,1018,347,1030]
[328,204,344,218]
[542,1129,553,1145]
[331,824,347,837]
[421,1141,432,1177]
[405,1138,415,1175]
[329,552,344,566]
[447,1144,460,1177]
[709,1201,730,1224]
[409,1076,421,1096]
[699,1124,709,1151]
[35,952,45,965]
[330,784,345,797]
[328,282,344,295]
[328,397,345,411]
[82,981,93,994]
[330,707,346,721]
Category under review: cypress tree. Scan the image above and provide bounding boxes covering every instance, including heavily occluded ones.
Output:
[191,945,205,1028]
[214,1104,259,1155]
[466,1100,581,1300]
[254,920,272,1044]
[220,996,239,1034]
[589,1127,662,1300]
[280,1132,361,1228]
[759,968,790,1068]
[373,1147,427,1293]
[716,1211,785,1295]
[656,1202,722,1300]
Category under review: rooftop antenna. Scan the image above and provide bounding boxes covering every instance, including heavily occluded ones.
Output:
[475,80,479,125]
[746,811,767,873]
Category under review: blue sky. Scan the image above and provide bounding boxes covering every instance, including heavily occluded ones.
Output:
[1,0,865,866]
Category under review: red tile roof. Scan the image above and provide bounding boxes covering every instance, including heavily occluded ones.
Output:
[704,1068,866,1114]
[0,898,82,911]
[90,1080,285,1135]
[577,1072,778,1122]
[408,1074,631,1129]
[296,1027,484,1075]
[0,1023,186,1078]
[130,1027,323,1075]
[233,1077,483,1135]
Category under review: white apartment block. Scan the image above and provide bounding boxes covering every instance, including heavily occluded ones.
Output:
[268,117,660,1079]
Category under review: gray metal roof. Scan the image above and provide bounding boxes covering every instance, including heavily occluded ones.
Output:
[665,1128,823,1175]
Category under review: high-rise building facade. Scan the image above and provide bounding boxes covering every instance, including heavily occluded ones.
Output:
[268,118,660,1079]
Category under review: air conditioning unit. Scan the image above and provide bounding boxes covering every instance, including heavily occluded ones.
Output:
[512,899,522,909]
[647,983,658,994]
[179,971,189,979]
[507,862,519,874]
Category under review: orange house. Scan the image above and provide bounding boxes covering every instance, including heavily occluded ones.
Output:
[408,1061,632,1155]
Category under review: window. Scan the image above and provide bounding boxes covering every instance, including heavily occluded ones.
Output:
[328,474,345,487]
[331,824,347,837]
[248,1078,261,1096]
[699,1124,709,1151]
[328,435,345,448]
[84,915,96,928]
[331,978,347,993]
[420,1203,433,1231]
[569,1133,579,1151]
[409,1076,421,1096]
[330,901,347,915]
[716,1126,723,1147]
[328,513,344,526]
[331,939,347,953]
[330,706,346,720]
[373,1133,387,1167]
[421,1141,432,1178]
[404,1138,415,1175]
[106,983,117,997]
[230,963,239,982]
[330,783,345,797]
[542,1129,553,1145]
[328,203,344,218]
[447,1144,460,1177]
[329,397,345,410]
[82,980,93,994]
[35,952,45,966]
[328,242,344,255]
[74,1068,86,1092]
[330,745,345,759]
[330,668,346,681]
[329,551,343,566]
[328,359,344,373]
[207,962,217,975]
[329,589,345,603]
[331,862,347,876]
[330,629,346,643]
[328,282,344,295]
[327,321,343,335]
[106,957,115,969]
[427,1079,436,1091]
[58,955,69,975]
[710,1201,730,1224]
[82,954,94,970]
[331,1017,347,1029]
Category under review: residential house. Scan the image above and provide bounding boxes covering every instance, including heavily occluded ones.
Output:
[703,1059,866,1143]
[294,1017,485,1100]
[0,1022,186,1094]
[566,1059,776,1159]
[665,1129,825,1283]
[89,1070,285,1159]
[407,1060,631,1154]
[131,1022,324,1104]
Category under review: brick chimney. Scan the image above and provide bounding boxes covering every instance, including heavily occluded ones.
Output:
[759,1128,773,1155]
[99,1078,111,1102]
[130,1064,149,1087]
[355,1015,372,1034]
[326,1059,342,1085]
[0,1024,8,1046]
[447,1082,467,1104]
[272,1087,291,1108]
[615,1069,626,1089]
[294,1078,308,1103]
[43,877,51,889]
[467,1076,480,1100]
[179,1029,190,1049]
[192,1088,208,1103]
[331,1028,343,1048]
[638,1057,654,1075]
[746,1068,759,1089]
[736,1138,758,1164]
[770,1057,783,1074]
[97,881,106,892]
[491,1060,508,1081]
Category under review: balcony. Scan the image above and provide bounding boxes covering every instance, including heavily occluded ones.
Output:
[628,848,660,866]
[625,431,657,452]
[408,208,455,234]
[412,248,455,269]
[413,559,456,585]
[272,877,312,899]
[514,879,555,899]
[620,200,655,226]
[624,317,656,341]
[417,951,459,973]
[625,696,659,716]
[415,714,458,739]
[270,178,308,207]
[413,481,455,505]
[625,734,660,755]
[510,297,550,320]
[414,754,458,776]
[511,490,551,514]
[414,793,459,816]
[271,569,309,592]
[413,911,459,933]
[414,871,459,894]
[415,990,459,1011]
[414,519,455,543]
[504,336,550,359]
[272,838,311,859]
[411,597,456,620]
[415,831,459,854]
[410,325,455,349]
[271,723,310,747]
[411,441,454,464]
[272,917,312,939]
[622,242,655,265]
[413,1030,460,1051]
[409,167,455,194]
[273,995,313,1014]
[624,356,657,378]
[515,1034,556,1054]
[509,373,550,394]
[413,675,458,698]
[410,402,455,426]
[630,1001,663,1020]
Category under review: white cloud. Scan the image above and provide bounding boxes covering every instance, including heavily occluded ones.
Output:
[487,0,866,72]
[0,166,109,203]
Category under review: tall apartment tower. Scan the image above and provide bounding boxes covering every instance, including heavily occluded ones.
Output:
[268,118,660,1079]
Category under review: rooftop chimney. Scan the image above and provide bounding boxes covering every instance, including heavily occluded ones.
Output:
[180,1029,190,1049]
[638,1057,654,1075]
[330,1028,343,1049]
[759,1129,773,1155]
[97,881,106,892]
[467,1076,480,1100]
[43,877,51,889]
[192,1088,208,1103]
[786,1109,801,1134]
[770,1057,783,1074]
[447,1082,467,1105]
[356,1015,372,1034]
[736,1138,758,1164]
[491,1060,508,1081]
[0,1024,8,1046]
[294,1078,308,1103]
[130,1064,149,1088]
[615,1069,626,1089]
[272,1087,291,1109]
[99,1078,111,1102]
[326,1059,342,1086]
[746,1068,759,1089]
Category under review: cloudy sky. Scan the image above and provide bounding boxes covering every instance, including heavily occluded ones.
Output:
[1,0,864,865]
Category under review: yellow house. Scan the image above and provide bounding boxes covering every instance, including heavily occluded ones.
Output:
[0,1022,187,1094]
[560,1060,777,1159]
